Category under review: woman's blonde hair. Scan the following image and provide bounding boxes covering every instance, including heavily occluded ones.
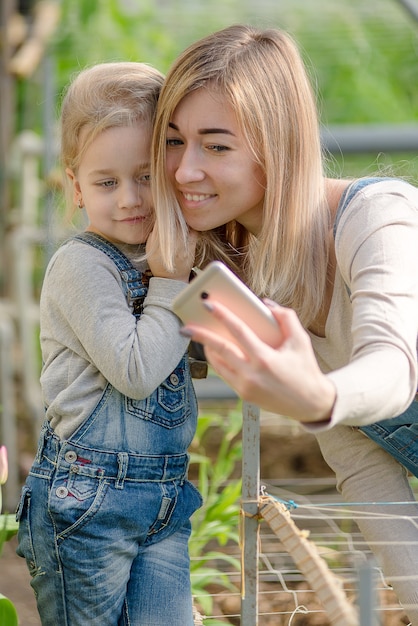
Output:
[60,61,164,212]
[152,25,328,326]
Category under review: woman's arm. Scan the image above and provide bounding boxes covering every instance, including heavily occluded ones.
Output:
[181,300,336,422]
[180,183,418,427]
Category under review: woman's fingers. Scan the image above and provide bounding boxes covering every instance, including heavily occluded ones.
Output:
[264,300,308,347]
[181,300,278,395]
[191,300,281,352]
[181,319,248,362]
[181,298,335,422]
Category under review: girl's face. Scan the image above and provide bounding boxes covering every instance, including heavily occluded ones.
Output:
[67,122,153,245]
[166,88,266,235]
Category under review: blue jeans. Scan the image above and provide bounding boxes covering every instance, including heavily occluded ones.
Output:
[360,398,418,477]
[16,374,202,625]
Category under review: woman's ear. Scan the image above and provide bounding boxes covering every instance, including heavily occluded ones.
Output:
[65,167,82,208]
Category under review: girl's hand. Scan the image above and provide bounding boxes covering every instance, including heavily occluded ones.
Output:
[146,227,197,282]
[181,300,336,423]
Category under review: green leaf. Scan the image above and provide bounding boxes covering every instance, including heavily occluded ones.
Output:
[0,515,19,541]
[0,594,18,626]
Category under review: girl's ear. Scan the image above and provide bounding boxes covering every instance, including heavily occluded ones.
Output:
[65,167,82,207]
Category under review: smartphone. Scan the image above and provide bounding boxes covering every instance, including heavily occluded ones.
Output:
[172,261,281,347]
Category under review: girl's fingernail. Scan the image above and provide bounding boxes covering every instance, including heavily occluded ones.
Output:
[263,298,278,309]
[202,301,214,312]
[179,327,194,338]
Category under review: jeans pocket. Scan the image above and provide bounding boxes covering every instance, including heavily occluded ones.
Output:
[15,484,30,523]
[146,480,203,543]
[125,356,196,430]
[148,483,178,536]
[49,469,109,539]
[15,485,38,576]
[66,463,105,500]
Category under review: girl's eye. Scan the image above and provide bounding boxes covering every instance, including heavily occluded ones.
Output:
[166,137,183,147]
[101,179,116,188]
[139,174,151,184]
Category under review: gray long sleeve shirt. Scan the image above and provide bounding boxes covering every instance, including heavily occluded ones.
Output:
[40,239,189,440]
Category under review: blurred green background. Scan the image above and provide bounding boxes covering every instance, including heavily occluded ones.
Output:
[0,0,417,508]
[1,5,417,619]
[4,0,418,215]
[3,0,418,227]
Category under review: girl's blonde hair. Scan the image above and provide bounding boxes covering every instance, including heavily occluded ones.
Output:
[152,25,328,326]
[60,61,164,212]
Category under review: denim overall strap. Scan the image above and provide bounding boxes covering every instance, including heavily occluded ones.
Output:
[72,232,207,380]
[333,177,389,239]
[72,232,149,318]
[333,177,418,477]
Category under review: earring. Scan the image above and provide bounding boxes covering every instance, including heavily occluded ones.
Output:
[77,198,83,209]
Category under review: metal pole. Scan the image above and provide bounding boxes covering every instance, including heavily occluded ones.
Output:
[0,311,18,510]
[0,0,18,298]
[321,123,418,154]
[358,559,381,626]
[397,0,418,21]
[42,52,58,264]
[241,402,260,625]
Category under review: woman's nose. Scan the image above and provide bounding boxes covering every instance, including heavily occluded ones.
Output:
[174,149,205,185]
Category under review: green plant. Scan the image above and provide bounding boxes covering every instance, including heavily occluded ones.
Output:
[0,445,19,555]
[189,405,243,623]
[0,594,18,626]
[0,446,19,626]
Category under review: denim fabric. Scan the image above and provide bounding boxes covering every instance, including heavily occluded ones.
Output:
[71,232,150,315]
[16,233,202,625]
[333,177,389,239]
[360,399,418,478]
[16,381,202,625]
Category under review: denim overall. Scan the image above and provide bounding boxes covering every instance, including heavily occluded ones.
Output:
[335,178,418,477]
[16,233,202,626]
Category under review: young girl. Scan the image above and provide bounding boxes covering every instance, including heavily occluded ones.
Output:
[151,25,418,623]
[16,62,202,626]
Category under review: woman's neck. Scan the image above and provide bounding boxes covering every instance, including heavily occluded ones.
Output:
[307,178,352,337]
[325,177,353,220]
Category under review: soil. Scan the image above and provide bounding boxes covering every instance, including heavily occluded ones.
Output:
[0,403,412,625]
[1,537,39,626]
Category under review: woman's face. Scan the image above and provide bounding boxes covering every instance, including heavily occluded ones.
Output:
[165,88,266,235]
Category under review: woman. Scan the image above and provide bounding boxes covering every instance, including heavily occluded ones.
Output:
[151,24,418,623]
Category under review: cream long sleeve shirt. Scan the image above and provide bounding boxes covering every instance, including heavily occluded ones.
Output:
[40,239,190,440]
[308,179,418,430]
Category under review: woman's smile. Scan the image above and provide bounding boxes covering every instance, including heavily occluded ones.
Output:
[166,88,265,234]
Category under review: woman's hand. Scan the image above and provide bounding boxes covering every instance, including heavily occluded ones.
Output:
[146,226,197,282]
[181,300,336,423]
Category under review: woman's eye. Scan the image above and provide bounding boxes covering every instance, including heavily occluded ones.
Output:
[101,179,116,188]
[139,174,151,184]
[208,144,228,153]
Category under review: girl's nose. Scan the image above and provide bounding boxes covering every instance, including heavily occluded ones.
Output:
[119,181,144,209]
